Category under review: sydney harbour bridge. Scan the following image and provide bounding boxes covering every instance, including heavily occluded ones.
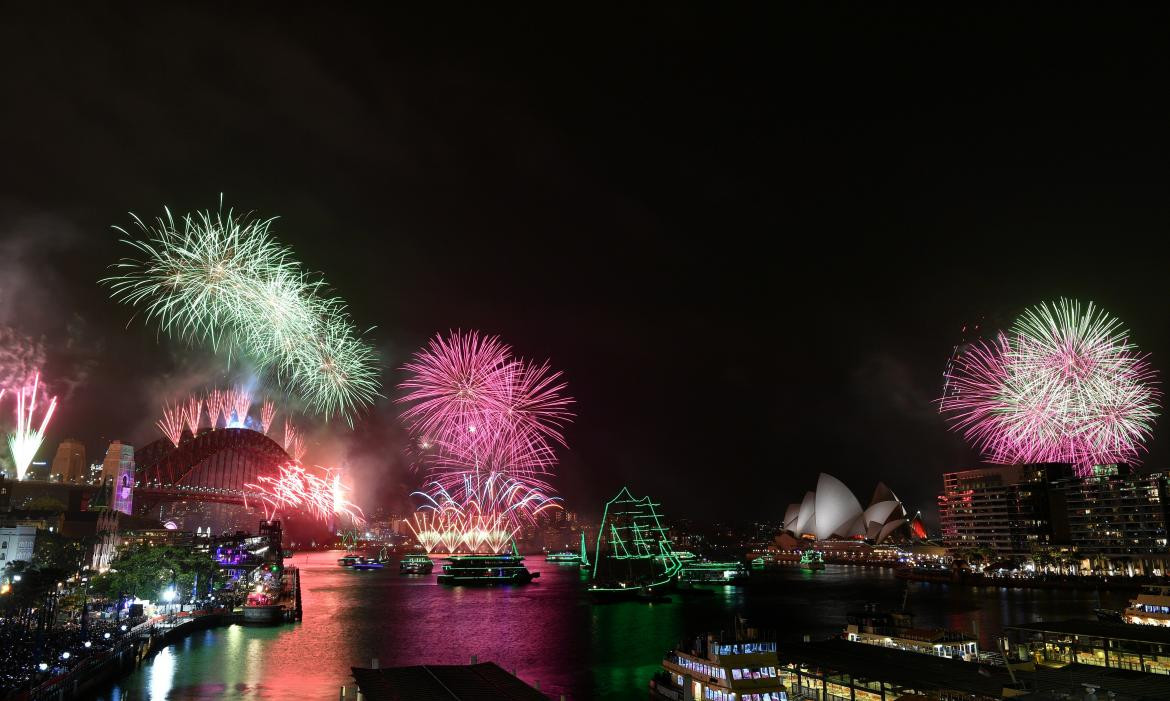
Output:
[130,427,291,512]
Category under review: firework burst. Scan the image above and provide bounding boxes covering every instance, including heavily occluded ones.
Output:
[399,330,573,550]
[230,386,252,427]
[103,202,380,422]
[6,373,58,481]
[156,402,185,447]
[283,420,305,462]
[260,400,276,434]
[940,299,1160,472]
[183,396,203,435]
[244,463,364,526]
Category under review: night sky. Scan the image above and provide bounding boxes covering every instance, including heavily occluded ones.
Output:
[3,5,1170,525]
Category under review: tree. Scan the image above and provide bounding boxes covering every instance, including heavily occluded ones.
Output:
[92,545,220,603]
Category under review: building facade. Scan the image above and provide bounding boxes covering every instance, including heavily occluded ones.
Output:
[100,441,135,515]
[939,464,1170,574]
[50,439,88,484]
[937,465,1056,558]
[0,525,37,566]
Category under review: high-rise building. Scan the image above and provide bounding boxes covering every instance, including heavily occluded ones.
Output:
[101,441,135,516]
[1049,465,1170,574]
[937,465,1057,558]
[50,439,87,484]
[939,464,1170,574]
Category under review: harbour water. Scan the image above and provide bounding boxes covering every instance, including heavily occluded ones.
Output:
[94,553,1132,700]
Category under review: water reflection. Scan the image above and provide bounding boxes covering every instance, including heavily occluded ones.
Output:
[94,558,1132,700]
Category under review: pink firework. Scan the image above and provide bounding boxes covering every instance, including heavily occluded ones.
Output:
[156,402,184,447]
[398,331,573,468]
[245,462,364,525]
[398,330,514,447]
[206,389,228,428]
[399,330,574,530]
[230,386,252,426]
[940,300,1160,474]
[260,400,276,434]
[283,420,305,462]
[183,396,203,435]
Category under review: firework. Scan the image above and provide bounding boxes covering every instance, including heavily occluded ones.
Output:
[156,402,184,447]
[6,373,58,481]
[206,389,227,428]
[244,462,364,525]
[260,400,276,434]
[230,386,252,427]
[399,331,573,548]
[183,396,203,435]
[103,203,380,422]
[409,471,561,553]
[283,420,305,462]
[940,299,1159,473]
[398,331,573,471]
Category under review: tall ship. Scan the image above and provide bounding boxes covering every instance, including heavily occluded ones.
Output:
[437,543,538,586]
[588,487,682,602]
[1124,584,1170,625]
[650,626,784,701]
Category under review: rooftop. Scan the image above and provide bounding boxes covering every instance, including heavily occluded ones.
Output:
[780,639,1009,694]
[351,663,547,701]
[1007,619,1170,645]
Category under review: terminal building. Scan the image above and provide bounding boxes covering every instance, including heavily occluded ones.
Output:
[938,463,1170,574]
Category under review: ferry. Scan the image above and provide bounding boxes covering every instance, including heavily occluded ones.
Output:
[844,603,979,660]
[399,552,434,575]
[1124,584,1170,625]
[243,590,284,624]
[800,549,825,571]
[544,550,582,564]
[337,555,361,567]
[678,560,750,585]
[437,552,539,586]
[650,627,784,700]
[351,558,385,571]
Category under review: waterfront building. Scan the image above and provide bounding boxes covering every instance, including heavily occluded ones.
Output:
[939,464,1170,573]
[780,474,916,544]
[1005,619,1170,675]
[0,524,37,565]
[50,438,87,484]
[1049,464,1170,575]
[779,637,1170,700]
[937,464,1057,558]
[100,441,135,515]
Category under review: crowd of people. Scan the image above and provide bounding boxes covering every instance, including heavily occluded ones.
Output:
[0,613,146,696]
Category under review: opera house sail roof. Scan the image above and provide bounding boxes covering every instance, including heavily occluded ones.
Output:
[782,473,914,544]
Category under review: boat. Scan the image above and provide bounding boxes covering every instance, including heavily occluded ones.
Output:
[545,550,582,564]
[351,559,385,571]
[844,603,979,661]
[243,591,284,624]
[650,623,783,700]
[400,552,434,575]
[437,548,539,586]
[337,555,360,567]
[587,488,684,602]
[1124,584,1170,625]
[678,560,750,585]
[800,549,825,571]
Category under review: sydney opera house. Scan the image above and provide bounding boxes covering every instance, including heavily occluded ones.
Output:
[781,473,926,544]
